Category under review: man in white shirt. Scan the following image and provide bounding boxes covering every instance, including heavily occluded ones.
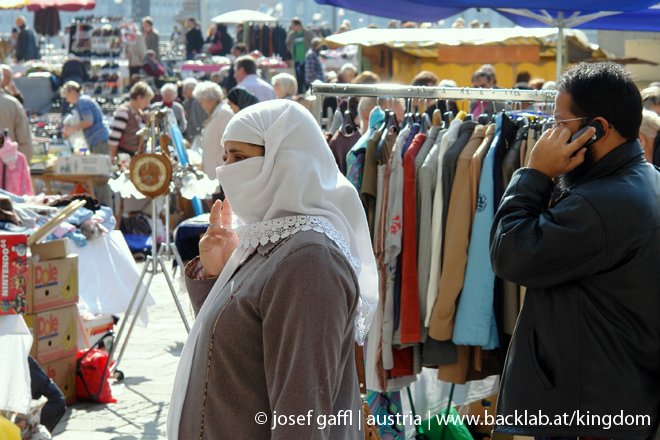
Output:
[233,55,276,102]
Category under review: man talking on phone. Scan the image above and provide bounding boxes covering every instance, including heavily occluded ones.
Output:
[490,62,660,440]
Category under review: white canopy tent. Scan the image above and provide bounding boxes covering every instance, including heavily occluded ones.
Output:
[211,9,276,24]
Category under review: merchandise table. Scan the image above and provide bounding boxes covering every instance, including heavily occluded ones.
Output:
[31,173,111,197]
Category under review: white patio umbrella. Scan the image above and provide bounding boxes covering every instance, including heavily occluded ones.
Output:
[211,9,276,24]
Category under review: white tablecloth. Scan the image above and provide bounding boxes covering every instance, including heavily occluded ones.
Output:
[0,315,32,414]
[72,231,155,325]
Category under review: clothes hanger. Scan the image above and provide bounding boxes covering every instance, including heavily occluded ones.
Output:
[443,111,453,127]
[403,98,412,129]
[341,105,357,136]
[432,98,443,127]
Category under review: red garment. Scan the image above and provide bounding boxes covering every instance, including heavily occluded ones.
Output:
[142,62,165,77]
[400,133,426,344]
[162,101,173,108]
[390,347,414,377]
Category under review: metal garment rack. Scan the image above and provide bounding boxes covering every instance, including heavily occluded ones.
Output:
[311,81,557,430]
[311,83,557,126]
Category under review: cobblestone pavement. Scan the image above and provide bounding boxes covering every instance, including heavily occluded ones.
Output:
[52,261,194,439]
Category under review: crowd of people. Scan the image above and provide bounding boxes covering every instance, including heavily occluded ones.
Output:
[3,10,660,440]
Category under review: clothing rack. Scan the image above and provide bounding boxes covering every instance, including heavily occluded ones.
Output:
[311,83,557,126]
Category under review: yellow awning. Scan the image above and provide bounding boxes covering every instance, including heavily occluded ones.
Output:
[325,27,605,59]
[0,0,27,8]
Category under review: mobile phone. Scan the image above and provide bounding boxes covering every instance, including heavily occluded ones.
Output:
[570,121,605,149]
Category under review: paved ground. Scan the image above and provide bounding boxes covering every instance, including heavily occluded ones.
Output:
[52,261,194,440]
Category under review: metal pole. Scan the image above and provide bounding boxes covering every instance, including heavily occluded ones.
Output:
[310,83,557,102]
[150,113,159,277]
[332,6,337,32]
[557,11,564,81]
[357,44,362,74]
[164,193,171,257]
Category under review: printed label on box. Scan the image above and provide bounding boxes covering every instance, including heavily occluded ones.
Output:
[0,233,28,315]
[41,354,77,404]
[27,255,78,313]
[24,304,78,363]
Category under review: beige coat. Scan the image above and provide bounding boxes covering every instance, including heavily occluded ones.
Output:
[125,31,147,67]
[0,89,32,162]
[200,101,233,178]
[428,125,486,342]
[181,230,362,440]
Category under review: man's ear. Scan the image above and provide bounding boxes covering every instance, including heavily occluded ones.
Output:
[592,117,610,138]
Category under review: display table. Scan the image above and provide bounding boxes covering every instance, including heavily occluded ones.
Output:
[181,62,229,72]
[181,59,288,72]
[31,173,111,197]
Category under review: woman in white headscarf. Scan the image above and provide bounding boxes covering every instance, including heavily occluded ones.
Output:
[167,100,378,440]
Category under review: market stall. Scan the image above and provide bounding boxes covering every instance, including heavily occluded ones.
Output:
[323,27,611,87]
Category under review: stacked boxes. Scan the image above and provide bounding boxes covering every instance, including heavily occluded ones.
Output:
[23,238,79,404]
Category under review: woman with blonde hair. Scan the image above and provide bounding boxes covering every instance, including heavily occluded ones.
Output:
[108,81,153,158]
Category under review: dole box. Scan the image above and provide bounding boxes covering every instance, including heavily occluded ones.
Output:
[24,304,78,363]
[40,352,77,404]
[26,254,78,313]
[0,233,28,315]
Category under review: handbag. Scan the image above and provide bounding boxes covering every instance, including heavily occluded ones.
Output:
[209,40,223,54]
[355,342,381,440]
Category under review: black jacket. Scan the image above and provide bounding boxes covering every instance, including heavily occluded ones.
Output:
[490,140,660,439]
[16,25,38,61]
[185,28,204,53]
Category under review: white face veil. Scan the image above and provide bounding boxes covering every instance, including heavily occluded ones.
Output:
[168,100,378,439]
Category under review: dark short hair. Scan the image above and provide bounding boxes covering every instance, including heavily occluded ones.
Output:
[412,71,439,87]
[516,71,531,83]
[142,16,153,26]
[11,28,18,33]
[558,62,642,141]
[232,43,247,54]
[235,55,257,75]
[291,18,302,26]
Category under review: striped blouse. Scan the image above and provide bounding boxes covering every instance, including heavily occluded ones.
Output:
[109,103,146,155]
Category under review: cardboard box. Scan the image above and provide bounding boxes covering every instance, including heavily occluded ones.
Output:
[26,255,78,314]
[0,233,28,315]
[56,154,112,175]
[78,313,114,349]
[40,353,76,404]
[24,304,78,363]
[30,238,70,261]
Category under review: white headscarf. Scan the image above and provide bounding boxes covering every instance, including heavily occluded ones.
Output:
[167,100,378,439]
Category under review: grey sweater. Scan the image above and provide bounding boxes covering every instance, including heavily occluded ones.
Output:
[181,230,363,440]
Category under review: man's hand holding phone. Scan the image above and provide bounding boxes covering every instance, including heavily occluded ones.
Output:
[528,125,597,178]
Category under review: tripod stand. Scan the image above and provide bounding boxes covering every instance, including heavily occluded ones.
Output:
[108,114,191,377]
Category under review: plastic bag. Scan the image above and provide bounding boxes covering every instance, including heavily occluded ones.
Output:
[419,407,474,440]
[75,349,117,403]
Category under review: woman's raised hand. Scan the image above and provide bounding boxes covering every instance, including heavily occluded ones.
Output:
[199,199,239,278]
